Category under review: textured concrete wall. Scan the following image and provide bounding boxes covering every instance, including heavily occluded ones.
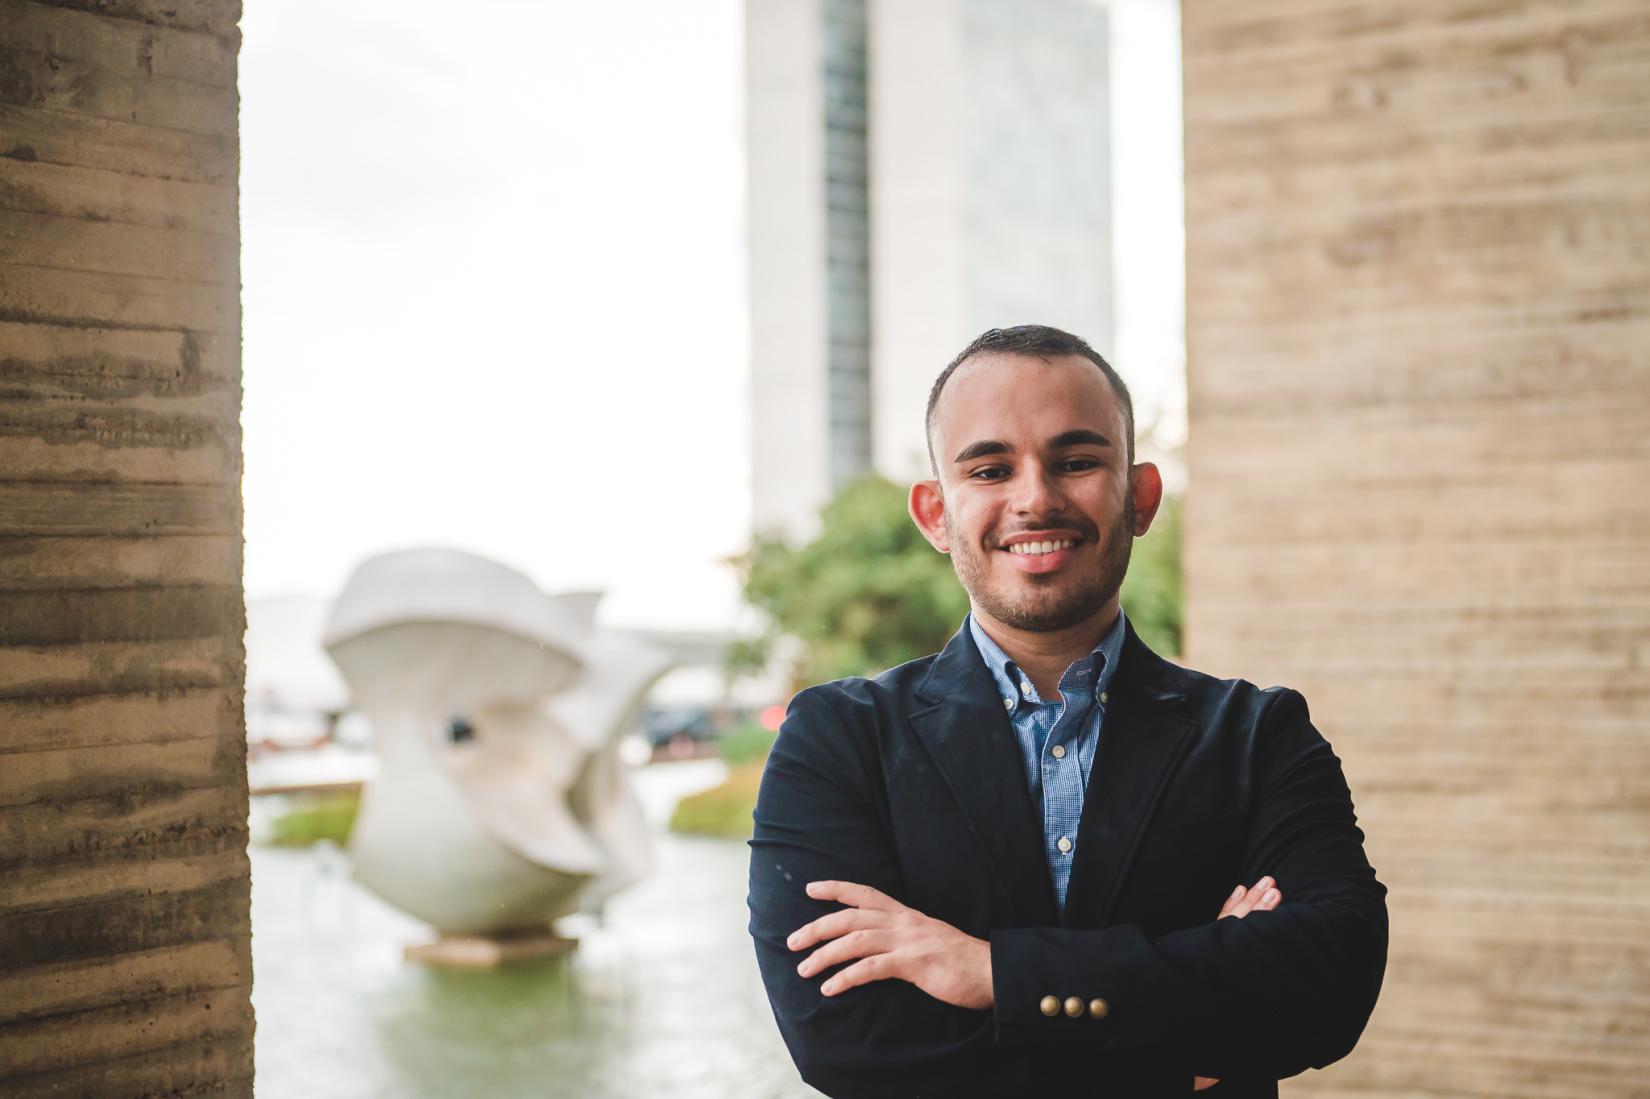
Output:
[1181,2,1649,1096]
[0,1,253,1095]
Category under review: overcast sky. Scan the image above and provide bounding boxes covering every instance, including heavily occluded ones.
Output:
[239,0,1183,631]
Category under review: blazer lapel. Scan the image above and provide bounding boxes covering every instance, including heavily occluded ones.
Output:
[1062,620,1197,928]
[908,626,1059,925]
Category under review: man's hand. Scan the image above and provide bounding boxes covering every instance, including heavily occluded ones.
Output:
[1217,875,1281,922]
[789,880,994,1010]
[1194,876,1283,1092]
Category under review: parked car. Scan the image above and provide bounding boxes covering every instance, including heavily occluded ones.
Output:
[638,706,715,748]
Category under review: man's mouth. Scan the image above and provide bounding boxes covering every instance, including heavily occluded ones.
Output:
[995,532,1085,574]
[1003,538,1077,558]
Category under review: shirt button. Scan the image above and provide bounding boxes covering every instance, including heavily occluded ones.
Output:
[1003,696,1014,710]
[1051,744,1066,759]
[1057,836,1073,854]
[1099,690,1109,704]
[1020,679,1032,695]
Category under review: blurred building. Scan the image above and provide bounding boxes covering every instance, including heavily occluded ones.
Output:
[1180,3,1650,1096]
[747,0,1114,539]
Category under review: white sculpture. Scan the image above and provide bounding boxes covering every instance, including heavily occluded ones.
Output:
[322,548,669,937]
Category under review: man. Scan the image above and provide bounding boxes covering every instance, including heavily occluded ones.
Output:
[748,326,1387,1097]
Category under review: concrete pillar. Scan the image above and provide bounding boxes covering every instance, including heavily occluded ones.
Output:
[1182,2,1650,1095]
[0,1,253,1094]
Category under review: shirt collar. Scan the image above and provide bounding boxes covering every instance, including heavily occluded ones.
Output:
[967,607,1127,709]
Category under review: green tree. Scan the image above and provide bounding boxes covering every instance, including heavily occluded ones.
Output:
[1120,492,1182,657]
[730,476,970,690]
[731,475,1183,690]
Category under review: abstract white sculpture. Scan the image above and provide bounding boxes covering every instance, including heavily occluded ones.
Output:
[322,548,670,936]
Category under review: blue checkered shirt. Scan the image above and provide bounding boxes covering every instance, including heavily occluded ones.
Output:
[967,609,1126,911]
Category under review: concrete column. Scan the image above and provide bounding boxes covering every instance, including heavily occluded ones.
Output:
[1182,3,1650,1094]
[0,1,253,1094]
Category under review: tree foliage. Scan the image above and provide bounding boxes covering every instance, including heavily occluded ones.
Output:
[730,476,970,691]
[731,475,1183,691]
[1119,491,1181,658]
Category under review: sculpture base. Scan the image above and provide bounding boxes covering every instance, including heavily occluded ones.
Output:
[404,928,578,969]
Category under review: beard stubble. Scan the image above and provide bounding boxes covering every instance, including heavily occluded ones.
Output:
[945,495,1135,633]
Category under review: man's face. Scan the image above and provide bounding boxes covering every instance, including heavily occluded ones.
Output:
[912,353,1158,635]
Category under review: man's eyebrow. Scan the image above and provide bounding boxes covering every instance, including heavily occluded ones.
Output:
[1050,429,1114,450]
[953,430,1114,464]
[953,440,1011,464]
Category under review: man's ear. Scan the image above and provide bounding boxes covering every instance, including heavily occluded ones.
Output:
[909,479,950,553]
[1129,462,1165,536]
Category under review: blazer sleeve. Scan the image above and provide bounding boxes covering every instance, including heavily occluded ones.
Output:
[747,686,1002,1098]
[989,687,1389,1081]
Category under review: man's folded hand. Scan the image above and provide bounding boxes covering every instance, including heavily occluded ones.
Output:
[788,880,995,1010]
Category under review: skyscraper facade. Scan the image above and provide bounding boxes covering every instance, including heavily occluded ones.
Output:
[747,0,1113,539]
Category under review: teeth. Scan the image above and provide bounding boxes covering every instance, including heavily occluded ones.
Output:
[1009,539,1074,556]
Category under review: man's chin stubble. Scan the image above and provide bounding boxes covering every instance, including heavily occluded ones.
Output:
[972,526,1134,634]
[977,582,1116,633]
[944,510,1133,634]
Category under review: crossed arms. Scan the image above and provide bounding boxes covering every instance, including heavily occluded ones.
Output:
[790,875,1285,1092]
[747,686,1388,1095]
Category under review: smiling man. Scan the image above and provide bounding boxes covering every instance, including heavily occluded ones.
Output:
[748,326,1387,1097]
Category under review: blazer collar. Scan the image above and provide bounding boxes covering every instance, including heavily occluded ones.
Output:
[913,611,1186,707]
[909,616,1196,928]
[966,609,1127,712]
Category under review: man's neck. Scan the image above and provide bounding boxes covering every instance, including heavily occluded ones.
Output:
[972,600,1122,700]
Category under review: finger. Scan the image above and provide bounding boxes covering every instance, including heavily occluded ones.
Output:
[797,929,893,978]
[1221,877,1267,917]
[1253,883,1283,912]
[1227,876,1274,919]
[820,951,897,996]
[1220,883,1258,920]
[788,908,884,952]
[806,880,900,912]
[1228,876,1271,917]
[1194,1076,1220,1091]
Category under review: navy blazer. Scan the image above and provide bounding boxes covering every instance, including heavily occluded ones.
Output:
[748,618,1387,1097]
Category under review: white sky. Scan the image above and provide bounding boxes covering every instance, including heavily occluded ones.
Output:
[239,0,1183,631]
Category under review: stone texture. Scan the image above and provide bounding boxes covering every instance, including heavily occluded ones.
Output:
[0,1,252,1095]
[1181,2,1650,1096]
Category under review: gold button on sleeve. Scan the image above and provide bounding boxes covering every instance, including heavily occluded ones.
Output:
[1063,996,1083,1018]
[1088,997,1110,1019]
[1039,995,1060,1017]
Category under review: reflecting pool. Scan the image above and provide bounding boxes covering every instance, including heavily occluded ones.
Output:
[251,761,815,1098]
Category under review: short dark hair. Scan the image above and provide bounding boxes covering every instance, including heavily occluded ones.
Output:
[924,325,1135,472]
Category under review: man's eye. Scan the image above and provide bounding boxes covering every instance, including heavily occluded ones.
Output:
[1062,458,1101,472]
[970,467,1010,481]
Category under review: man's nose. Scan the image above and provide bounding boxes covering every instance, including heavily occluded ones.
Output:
[1010,464,1066,515]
